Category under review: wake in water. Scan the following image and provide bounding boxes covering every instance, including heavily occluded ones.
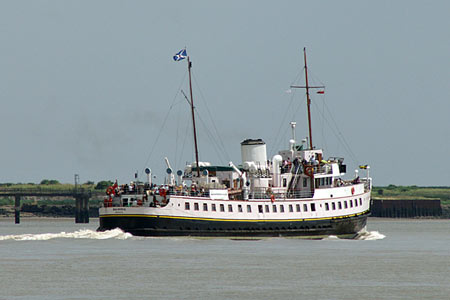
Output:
[321,227,386,241]
[354,230,386,241]
[0,228,133,241]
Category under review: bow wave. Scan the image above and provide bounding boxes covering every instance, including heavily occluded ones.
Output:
[0,228,133,241]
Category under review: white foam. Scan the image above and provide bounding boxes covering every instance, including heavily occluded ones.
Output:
[321,226,386,241]
[322,235,340,240]
[355,230,386,241]
[0,228,133,241]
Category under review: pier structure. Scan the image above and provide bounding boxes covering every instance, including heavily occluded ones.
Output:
[371,199,442,218]
[0,188,95,224]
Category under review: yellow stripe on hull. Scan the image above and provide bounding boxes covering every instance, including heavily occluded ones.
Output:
[100,209,370,223]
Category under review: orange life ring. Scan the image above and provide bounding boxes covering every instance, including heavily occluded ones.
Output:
[351,187,355,195]
[159,188,166,198]
[106,186,113,195]
[137,199,143,206]
[271,194,275,203]
[304,166,313,177]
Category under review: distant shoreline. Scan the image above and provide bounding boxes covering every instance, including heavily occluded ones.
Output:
[1,185,449,219]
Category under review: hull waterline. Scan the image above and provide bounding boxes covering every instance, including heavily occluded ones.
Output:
[98,211,369,238]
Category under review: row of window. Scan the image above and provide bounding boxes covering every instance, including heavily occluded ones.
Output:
[315,177,333,187]
[184,198,364,213]
[325,198,363,211]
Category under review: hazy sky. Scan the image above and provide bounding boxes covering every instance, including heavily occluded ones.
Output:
[1,1,449,186]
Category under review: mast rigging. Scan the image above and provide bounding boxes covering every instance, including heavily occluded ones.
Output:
[290,48,324,150]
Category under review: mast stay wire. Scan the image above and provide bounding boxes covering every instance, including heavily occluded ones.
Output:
[268,91,296,156]
[324,100,360,165]
[191,72,231,163]
[306,69,359,165]
[194,109,228,165]
[174,92,181,173]
[174,92,192,173]
[320,93,328,152]
[174,93,191,170]
[141,71,188,177]
[180,84,229,165]
[268,69,304,156]
[306,69,329,151]
[175,117,190,171]
[311,97,360,166]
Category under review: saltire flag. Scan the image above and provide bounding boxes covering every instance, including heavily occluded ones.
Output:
[317,90,325,94]
[173,49,187,61]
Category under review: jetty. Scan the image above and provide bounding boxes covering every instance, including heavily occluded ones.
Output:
[0,188,101,224]
[371,199,442,218]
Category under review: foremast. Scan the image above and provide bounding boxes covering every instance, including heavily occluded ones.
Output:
[187,56,201,178]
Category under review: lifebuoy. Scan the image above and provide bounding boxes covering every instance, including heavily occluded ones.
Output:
[159,188,166,198]
[271,194,275,203]
[106,186,113,195]
[137,199,143,206]
[351,187,355,195]
[304,166,313,177]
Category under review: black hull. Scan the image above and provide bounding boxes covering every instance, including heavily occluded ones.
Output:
[98,212,369,238]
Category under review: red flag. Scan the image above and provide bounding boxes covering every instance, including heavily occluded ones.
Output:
[317,90,325,94]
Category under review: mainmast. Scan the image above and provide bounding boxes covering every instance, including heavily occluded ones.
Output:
[187,56,201,177]
[303,48,313,150]
[290,48,324,150]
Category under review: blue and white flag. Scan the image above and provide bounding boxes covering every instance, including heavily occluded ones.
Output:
[173,49,187,61]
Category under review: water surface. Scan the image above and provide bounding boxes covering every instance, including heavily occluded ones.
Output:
[1,218,449,299]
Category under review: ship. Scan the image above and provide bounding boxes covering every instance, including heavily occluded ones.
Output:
[98,48,372,238]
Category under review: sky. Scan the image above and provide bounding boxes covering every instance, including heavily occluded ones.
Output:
[0,0,449,186]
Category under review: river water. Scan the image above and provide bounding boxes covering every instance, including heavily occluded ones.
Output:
[0,218,449,300]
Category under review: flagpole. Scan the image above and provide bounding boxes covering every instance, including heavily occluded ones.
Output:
[187,56,201,177]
